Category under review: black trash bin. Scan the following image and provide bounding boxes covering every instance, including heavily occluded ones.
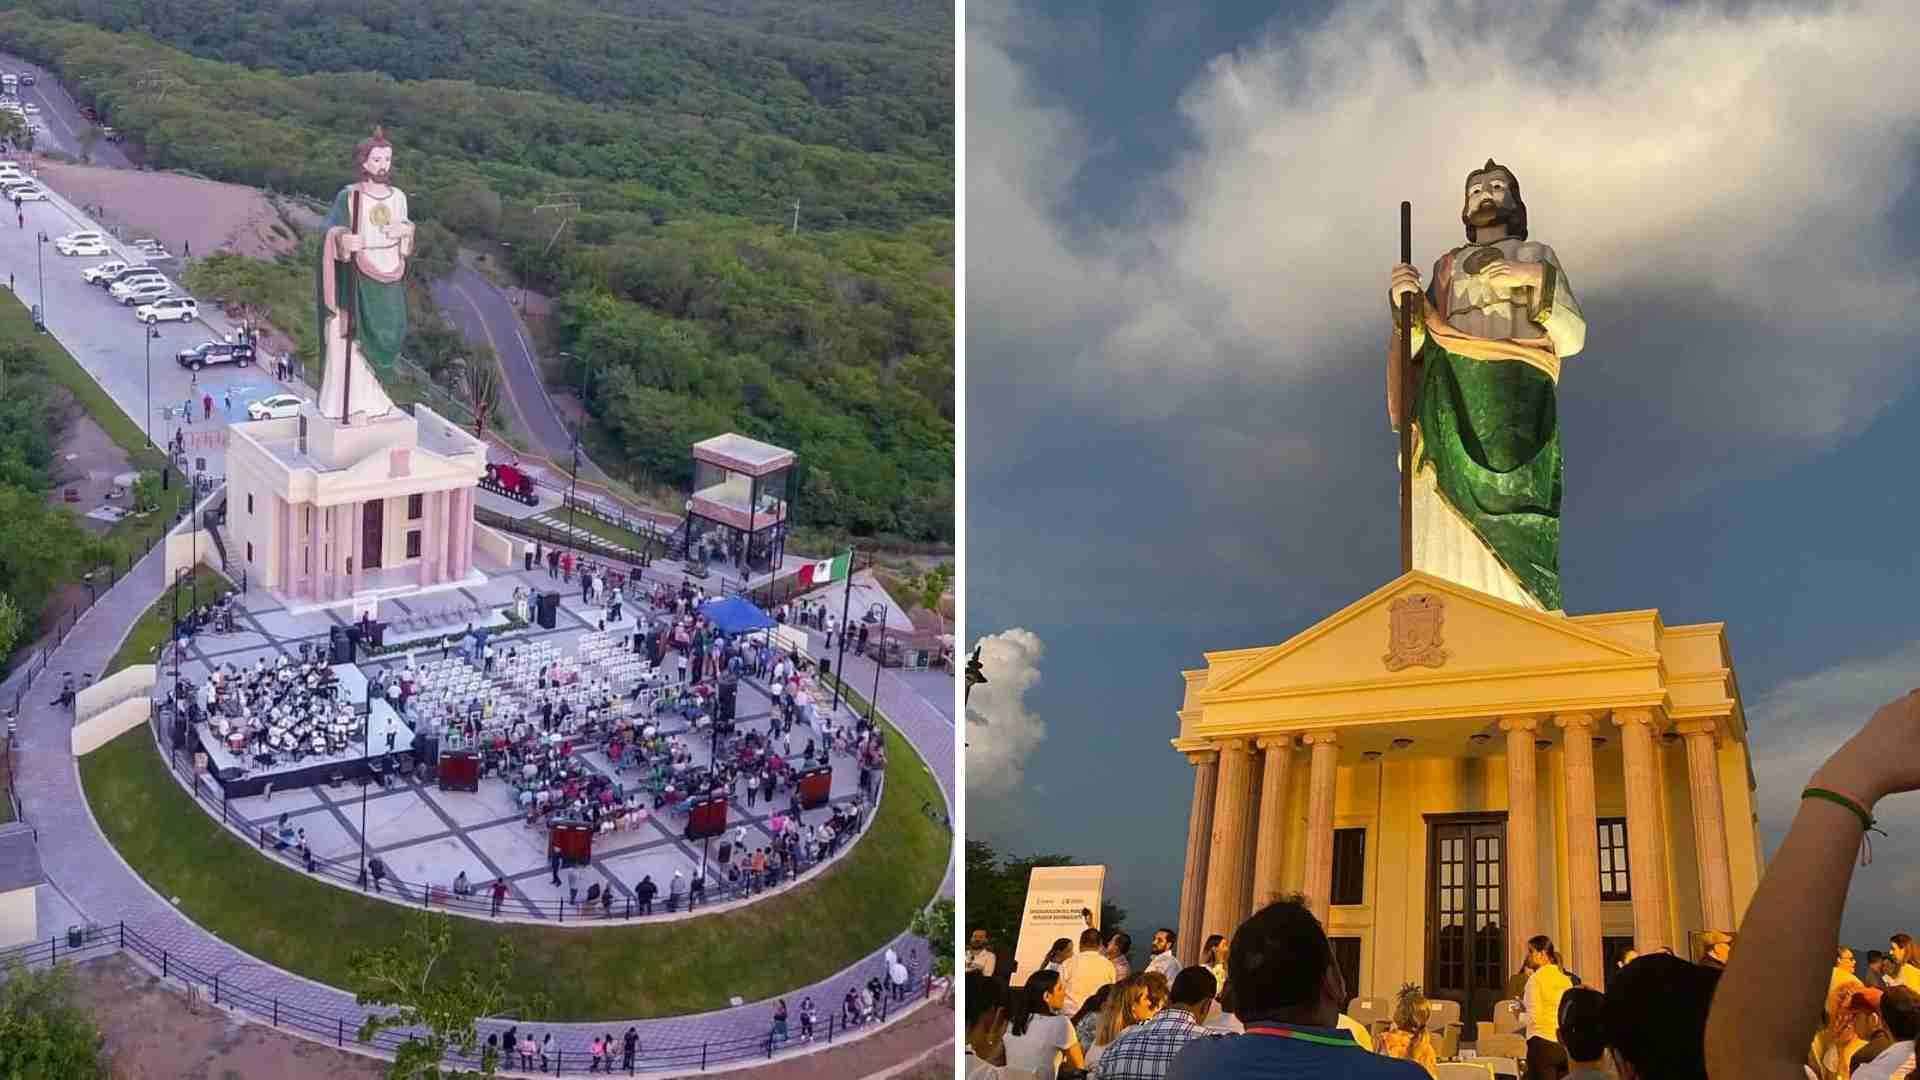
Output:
[66,925,82,948]
[525,550,535,571]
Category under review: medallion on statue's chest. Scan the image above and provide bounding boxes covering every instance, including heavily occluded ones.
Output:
[1384,594,1449,671]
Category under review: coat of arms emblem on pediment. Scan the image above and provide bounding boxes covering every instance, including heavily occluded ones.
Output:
[1384,593,1449,671]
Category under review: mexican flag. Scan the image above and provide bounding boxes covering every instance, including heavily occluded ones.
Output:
[798,550,851,589]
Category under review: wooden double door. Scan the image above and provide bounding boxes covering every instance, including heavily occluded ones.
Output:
[1424,813,1508,1026]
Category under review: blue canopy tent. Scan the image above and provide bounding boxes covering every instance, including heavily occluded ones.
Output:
[698,597,776,636]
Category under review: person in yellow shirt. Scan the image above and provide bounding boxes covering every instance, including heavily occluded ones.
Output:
[1889,935,1920,993]
[1516,935,1574,1079]
[1376,983,1439,1079]
[1835,947,1861,999]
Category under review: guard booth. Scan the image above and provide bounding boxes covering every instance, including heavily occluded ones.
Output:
[682,434,796,575]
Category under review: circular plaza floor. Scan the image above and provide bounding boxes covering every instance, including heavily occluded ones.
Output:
[163,562,873,922]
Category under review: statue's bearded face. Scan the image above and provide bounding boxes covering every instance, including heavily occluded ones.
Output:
[361,145,393,183]
[1463,170,1515,228]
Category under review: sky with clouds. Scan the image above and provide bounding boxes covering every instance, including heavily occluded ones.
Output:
[965,0,1920,952]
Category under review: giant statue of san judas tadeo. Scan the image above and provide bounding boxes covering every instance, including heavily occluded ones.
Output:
[1388,160,1586,612]
[316,126,413,425]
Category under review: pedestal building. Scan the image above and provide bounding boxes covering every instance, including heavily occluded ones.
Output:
[225,404,489,606]
[1171,572,1760,1022]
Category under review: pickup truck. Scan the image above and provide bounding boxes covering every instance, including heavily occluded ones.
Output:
[176,339,254,371]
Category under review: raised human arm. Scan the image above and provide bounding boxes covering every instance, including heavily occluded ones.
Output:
[1706,691,1920,1080]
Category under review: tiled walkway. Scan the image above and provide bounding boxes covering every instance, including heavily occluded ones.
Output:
[9,546,955,1073]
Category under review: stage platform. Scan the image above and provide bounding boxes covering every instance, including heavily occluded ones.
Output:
[195,665,417,798]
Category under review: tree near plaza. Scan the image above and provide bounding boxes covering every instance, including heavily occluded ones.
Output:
[458,356,501,438]
[910,897,955,979]
[0,961,107,1077]
[348,912,548,1079]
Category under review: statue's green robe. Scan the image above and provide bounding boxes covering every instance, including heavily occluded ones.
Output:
[1407,241,1585,612]
[317,185,406,383]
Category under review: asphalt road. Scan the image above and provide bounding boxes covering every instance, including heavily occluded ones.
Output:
[429,258,575,463]
[0,53,133,169]
[1,182,292,481]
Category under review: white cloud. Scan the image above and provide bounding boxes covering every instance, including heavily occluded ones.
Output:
[965,628,1049,799]
[971,0,1920,459]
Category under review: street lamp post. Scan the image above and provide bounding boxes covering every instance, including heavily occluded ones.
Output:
[34,231,45,328]
[144,325,159,447]
[567,426,581,556]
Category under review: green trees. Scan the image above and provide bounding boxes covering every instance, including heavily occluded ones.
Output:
[348,912,548,1078]
[0,962,107,1077]
[0,1,953,542]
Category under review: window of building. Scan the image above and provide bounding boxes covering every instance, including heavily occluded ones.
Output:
[1598,818,1631,901]
[1331,827,1367,906]
[247,493,254,514]
[406,530,422,559]
[1329,937,1362,1010]
[246,542,254,563]
[408,493,423,520]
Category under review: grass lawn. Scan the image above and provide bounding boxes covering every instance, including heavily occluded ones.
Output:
[538,507,664,556]
[79,712,949,1020]
[104,565,232,677]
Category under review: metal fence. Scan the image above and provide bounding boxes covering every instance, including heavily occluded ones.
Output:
[8,517,176,716]
[0,920,931,1075]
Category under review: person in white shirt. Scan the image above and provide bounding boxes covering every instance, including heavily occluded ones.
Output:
[1058,928,1118,1017]
[967,929,998,978]
[1104,931,1134,982]
[1144,928,1181,986]
[1003,970,1084,1080]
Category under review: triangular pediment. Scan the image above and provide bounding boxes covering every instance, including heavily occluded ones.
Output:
[1201,572,1656,702]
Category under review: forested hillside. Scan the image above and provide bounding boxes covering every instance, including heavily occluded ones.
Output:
[0,1,953,542]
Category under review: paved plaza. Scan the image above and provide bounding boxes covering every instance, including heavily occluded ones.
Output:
[170,558,875,920]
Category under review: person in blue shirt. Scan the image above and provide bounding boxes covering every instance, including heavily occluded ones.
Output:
[1168,896,1428,1079]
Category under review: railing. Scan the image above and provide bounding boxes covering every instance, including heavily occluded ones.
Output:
[473,506,686,576]
[152,724,883,926]
[0,920,933,1075]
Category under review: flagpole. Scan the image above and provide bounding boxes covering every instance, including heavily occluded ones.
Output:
[831,546,854,714]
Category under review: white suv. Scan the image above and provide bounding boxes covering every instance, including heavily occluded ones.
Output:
[82,259,138,285]
[135,296,198,324]
[56,231,108,253]
[115,280,171,305]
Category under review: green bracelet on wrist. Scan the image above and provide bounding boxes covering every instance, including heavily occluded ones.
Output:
[1804,787,1886,835]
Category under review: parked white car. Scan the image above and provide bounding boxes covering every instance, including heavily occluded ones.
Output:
[114,280,171,305]
[56,232,109,255]
[55,235,106,255]
[82,259,135,285]
[134,296,198,324]
[8,186,45,203]
[58,229,106,246]
[247,394,306,421]
[20,104,37,115]
[108,272,166,297]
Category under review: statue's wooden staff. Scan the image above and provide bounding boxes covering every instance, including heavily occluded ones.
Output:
[339,185,359,423]
[1398,201,1420,574]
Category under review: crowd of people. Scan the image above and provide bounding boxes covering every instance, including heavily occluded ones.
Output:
[964,901,1725,1079]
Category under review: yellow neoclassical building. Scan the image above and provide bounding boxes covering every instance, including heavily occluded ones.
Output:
[1171,572,1760,1022]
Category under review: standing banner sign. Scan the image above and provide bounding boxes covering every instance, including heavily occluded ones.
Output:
[1010,865,1105,987]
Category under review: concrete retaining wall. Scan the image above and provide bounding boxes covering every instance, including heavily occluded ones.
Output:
[72,697,151,756]
[74,664,155,722]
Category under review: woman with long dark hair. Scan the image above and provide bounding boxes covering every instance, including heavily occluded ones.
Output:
[1002,969,1086,1079]
[1516,934,1573,1080]
[1043,937,1073,972]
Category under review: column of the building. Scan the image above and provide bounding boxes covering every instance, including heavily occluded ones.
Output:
[322,503,337,595]
[1615,708,1672,952]
[422,491,442,585]
[1501,716,1541,968]
[446,489,468,580]
[417,492,433,587]
[1679,718,1736,933]
[296,503,313,598]
[1177,750,1219,967]
[277,498,293,592]
[1251,735,1295,910]
[1202,739,1256,944]
[1556,712,1604,984]
[348,501,364,597]
[1301,732,1339,925]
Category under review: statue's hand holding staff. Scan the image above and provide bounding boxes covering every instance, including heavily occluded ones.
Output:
[1390,263,1423,310]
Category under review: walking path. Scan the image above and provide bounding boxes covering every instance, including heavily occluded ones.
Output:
[8,544,954,1074]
